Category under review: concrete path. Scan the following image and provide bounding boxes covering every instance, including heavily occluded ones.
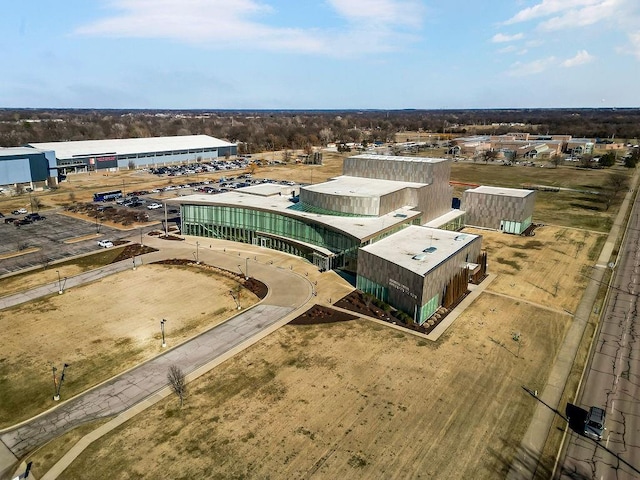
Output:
[507,173,640,479]
[0,234,344,479]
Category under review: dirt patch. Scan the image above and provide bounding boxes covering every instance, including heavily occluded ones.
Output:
[289,304,358,325]
[0,247,40,260]
[111,244,158,263]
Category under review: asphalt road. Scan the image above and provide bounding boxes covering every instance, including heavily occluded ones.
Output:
[559,195,640,479]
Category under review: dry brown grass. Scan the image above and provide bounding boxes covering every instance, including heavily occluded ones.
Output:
[32,224,605,480]
[0,264,258,427]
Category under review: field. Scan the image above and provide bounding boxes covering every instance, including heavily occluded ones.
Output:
[0,263,258,427]
[1,150,624,478]
[22,223,606,479]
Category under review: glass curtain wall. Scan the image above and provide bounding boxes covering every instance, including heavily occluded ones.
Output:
[182,204,361,269]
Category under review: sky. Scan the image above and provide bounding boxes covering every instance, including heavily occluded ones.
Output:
[1,0,639,109]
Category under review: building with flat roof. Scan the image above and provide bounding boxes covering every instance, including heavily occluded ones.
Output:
[0,147,57,191]
[170,153,489,324]
[28,135,236,174]
[357,226,483,325]
[462,186,535,234]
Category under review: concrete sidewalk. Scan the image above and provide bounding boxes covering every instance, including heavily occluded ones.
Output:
[507,171,640,479]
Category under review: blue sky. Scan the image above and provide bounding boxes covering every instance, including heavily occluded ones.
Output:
[1,0,638,109]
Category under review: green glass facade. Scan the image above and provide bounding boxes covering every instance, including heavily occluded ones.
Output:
[356,276,389,303]
[181,204,363,271]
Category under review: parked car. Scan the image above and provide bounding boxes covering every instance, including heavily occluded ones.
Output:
[26,213,46,221]
[14,218,33,226]
[147,202,163,210]
[584,406,606,440]
[12,208,28,215]
[4,217,16,224]
[98,240,114,248]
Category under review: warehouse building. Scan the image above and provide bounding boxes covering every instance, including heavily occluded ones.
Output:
[357,226,483,325]
[462,186,535,234]
[0,147,57,191]
[28,135,236,174]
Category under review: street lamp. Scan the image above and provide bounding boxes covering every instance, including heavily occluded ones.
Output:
[56,270,63,294]
[196,241,200,264]
[53,363,69,401]
[245,257,249,280]
[160,319,167,347]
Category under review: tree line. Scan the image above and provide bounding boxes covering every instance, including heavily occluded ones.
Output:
[1,108,639,152]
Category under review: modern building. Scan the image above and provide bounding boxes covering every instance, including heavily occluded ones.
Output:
[171,153,488,323]
[28,135,236,174]
[462,186,535,234]
[0,147,57,191]
[357,226,483,325]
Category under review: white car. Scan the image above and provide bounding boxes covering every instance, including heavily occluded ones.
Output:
[98,240,114,248]
[147,203,163,210]
[12,208,28,214]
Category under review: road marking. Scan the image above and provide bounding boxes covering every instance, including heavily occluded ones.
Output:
[611,401,615,414]
[606,433,610,448]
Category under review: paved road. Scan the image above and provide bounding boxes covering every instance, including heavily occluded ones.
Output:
[559,196,640,479]
[0,236,314,461]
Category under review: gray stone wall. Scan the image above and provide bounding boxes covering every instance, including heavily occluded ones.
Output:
[343,156,451,184]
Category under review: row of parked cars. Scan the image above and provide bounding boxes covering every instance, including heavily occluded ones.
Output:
[2,210,46,226]
[148,159,251,177]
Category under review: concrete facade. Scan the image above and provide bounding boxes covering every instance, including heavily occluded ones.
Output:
[357,226,483,324]
[462,186,536,234]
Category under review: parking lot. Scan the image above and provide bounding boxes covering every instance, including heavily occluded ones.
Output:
[0,210,152,275]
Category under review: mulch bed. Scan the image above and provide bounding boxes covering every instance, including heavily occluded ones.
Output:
[289,304,358,325]
[111,244,158,262]
[151,259,268,299]
[334,290,459,335]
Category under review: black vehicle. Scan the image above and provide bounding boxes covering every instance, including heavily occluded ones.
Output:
[26,213,46,221]
[0,212,4,218]
[14,218,33,226]
[4,217,16,224]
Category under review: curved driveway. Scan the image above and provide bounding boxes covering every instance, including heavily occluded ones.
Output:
[0,236,314,460]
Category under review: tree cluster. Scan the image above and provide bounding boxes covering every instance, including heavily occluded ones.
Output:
[1,108,639,152]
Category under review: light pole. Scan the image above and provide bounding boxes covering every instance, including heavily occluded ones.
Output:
[56,270,63,294]
[53,363,69,401]
[161,319,166,347]
[140,227,143,246]
[245,257,249,280]
[196,241,200,264]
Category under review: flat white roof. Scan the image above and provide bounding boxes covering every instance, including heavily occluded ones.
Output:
[236,183,297,197]
[361,225,480,276]
[465,185,534,198]
[303,175,424,198]
[350,153,449,164]
[423,209,466,228]
[29,135,234,159]
[168,192,421,241]
[0,147,49,157]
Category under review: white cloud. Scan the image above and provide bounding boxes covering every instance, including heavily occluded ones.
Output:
[327,0,425,29]
[504,0,602,25]
[491,32,524,43]
[624,32,640,59]
[74,0,424,56]
[508,56,557,76]
[562,49,595,67]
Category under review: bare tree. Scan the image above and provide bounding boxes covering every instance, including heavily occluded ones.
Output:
[167,365,186,407]
[550,154,563,168]
[603,172,630,211]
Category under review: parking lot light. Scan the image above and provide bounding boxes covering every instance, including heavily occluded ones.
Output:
[161,319,167,347]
